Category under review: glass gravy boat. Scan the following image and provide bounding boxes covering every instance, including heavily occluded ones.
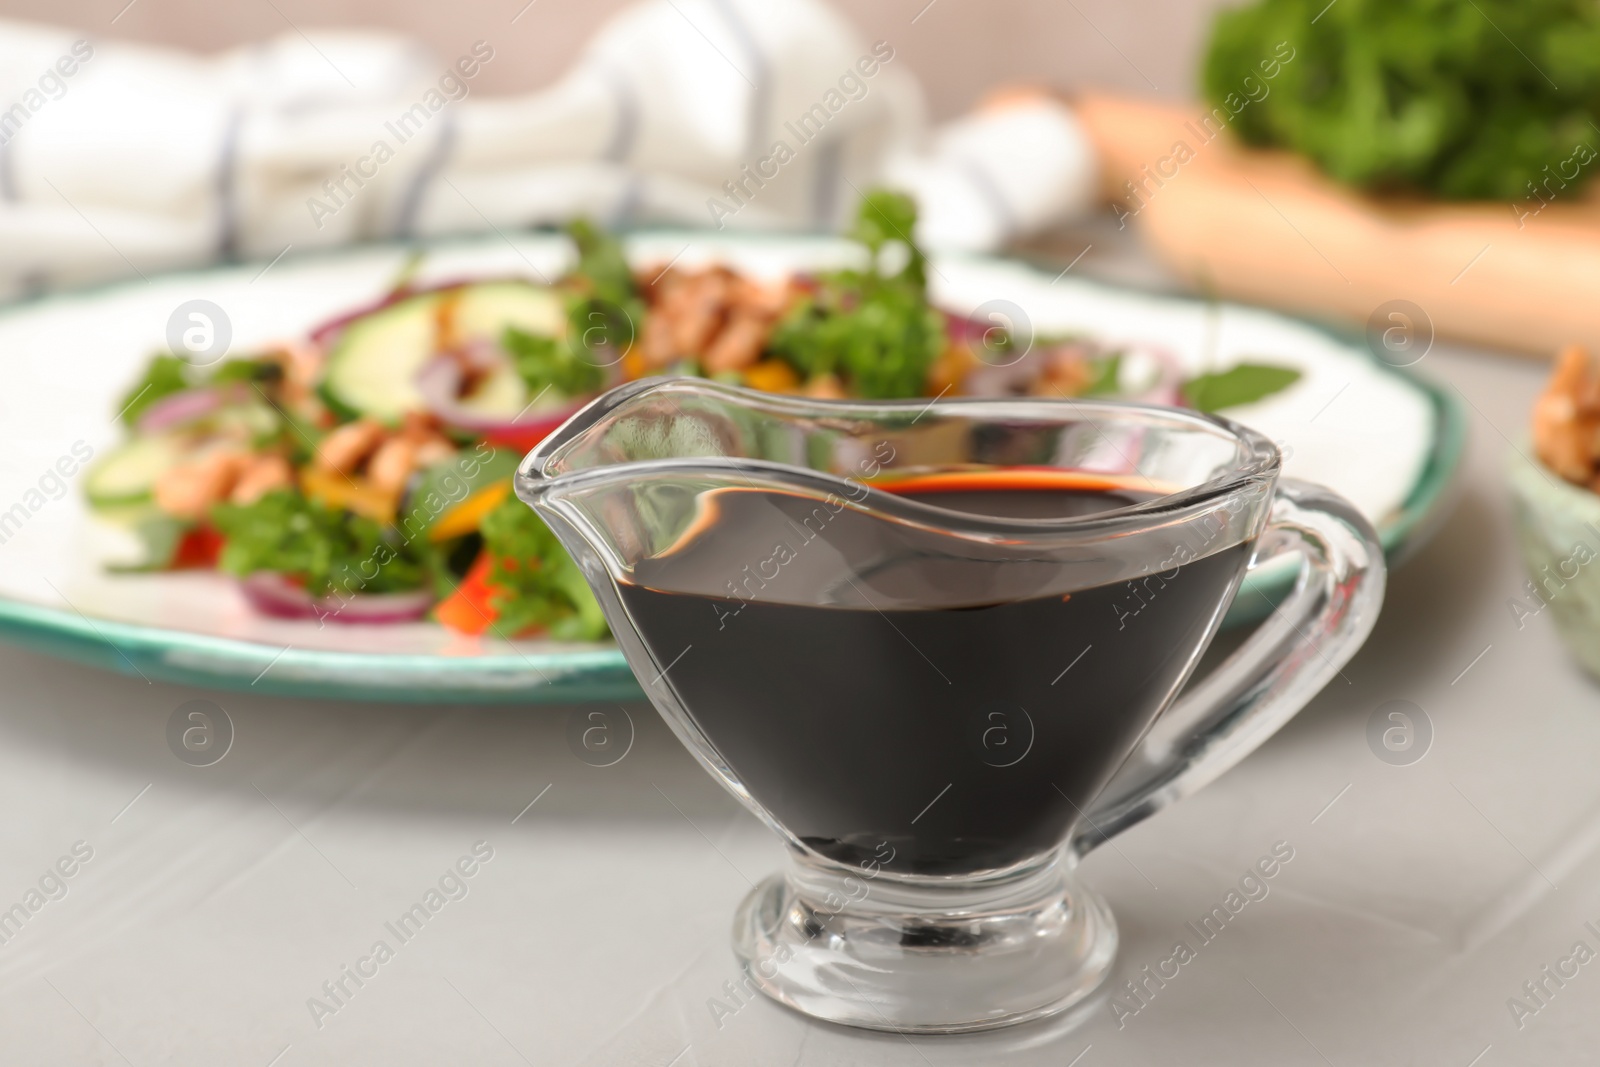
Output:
[516,377,1384,1034]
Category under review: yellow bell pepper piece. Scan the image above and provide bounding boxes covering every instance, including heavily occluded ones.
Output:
[743,359,801,393]
[429,480,512,542]
[300,466,397,524]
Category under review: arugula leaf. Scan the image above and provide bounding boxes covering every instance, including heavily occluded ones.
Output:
[1083,354,1125,397]
[116,355,190,425]
[566,218,635,310]
[478,495,608,640]
[561,218,644,384]
[116,353,287,427]
[210,489,433,597]
[503,326,604,397]
[397,446,521,541]
[1182,362,1302,412]
[259,398,322,467]
[1205,0,1600,200]
[768,189,947,399]
[210,357,280,386]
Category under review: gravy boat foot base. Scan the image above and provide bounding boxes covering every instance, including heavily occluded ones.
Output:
[731,854,1117,1034]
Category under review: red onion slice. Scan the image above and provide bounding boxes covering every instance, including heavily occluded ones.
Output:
[240,572,434,624]
[414,355,585,442]
[136,387,225,433]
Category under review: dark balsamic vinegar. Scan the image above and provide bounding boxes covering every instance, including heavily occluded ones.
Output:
[618,472,1251,875]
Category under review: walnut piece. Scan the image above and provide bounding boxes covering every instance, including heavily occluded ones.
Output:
[1533,345,1600,486]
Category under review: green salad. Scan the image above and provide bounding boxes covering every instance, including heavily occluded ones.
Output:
[1206,0,1600,200]
[84,190,1302,641]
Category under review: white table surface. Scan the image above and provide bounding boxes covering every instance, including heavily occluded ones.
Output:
[1,232,1593,1067]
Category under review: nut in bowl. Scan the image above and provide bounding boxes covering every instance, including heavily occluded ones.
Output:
[1512,345,1600,677]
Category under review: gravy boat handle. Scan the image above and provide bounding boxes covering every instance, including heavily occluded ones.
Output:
[1070,479,1386,858]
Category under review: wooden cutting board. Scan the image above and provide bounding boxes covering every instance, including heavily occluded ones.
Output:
[1071,91,1600,359]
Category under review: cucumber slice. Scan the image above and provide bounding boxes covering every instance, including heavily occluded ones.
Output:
[457,363,528,419]
[321,292,444,423]
[106,512,187,569]
[321,283,566,423]
[210,399,283,444]
[450,281,566,344]
[85,435,182,508]
[452,282,568,417]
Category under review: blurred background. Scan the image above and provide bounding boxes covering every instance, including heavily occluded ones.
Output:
[6,0,1597,356]
[0,0,1228,119]
[10,3,1600,1063]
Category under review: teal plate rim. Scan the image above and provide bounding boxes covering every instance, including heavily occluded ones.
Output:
[0,237,1468,704]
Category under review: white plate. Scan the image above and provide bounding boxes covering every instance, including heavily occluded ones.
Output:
[0,233,1460,702]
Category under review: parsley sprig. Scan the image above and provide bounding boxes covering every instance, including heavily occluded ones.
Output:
[211,489,434,597]
[1206,0,1600,199]
[767,190,948,399]
[478,495,608,640]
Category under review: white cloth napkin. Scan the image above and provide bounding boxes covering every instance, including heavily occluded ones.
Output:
[0,0,1097,299]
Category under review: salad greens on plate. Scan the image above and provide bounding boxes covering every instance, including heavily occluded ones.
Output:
[85,190,1301,641]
